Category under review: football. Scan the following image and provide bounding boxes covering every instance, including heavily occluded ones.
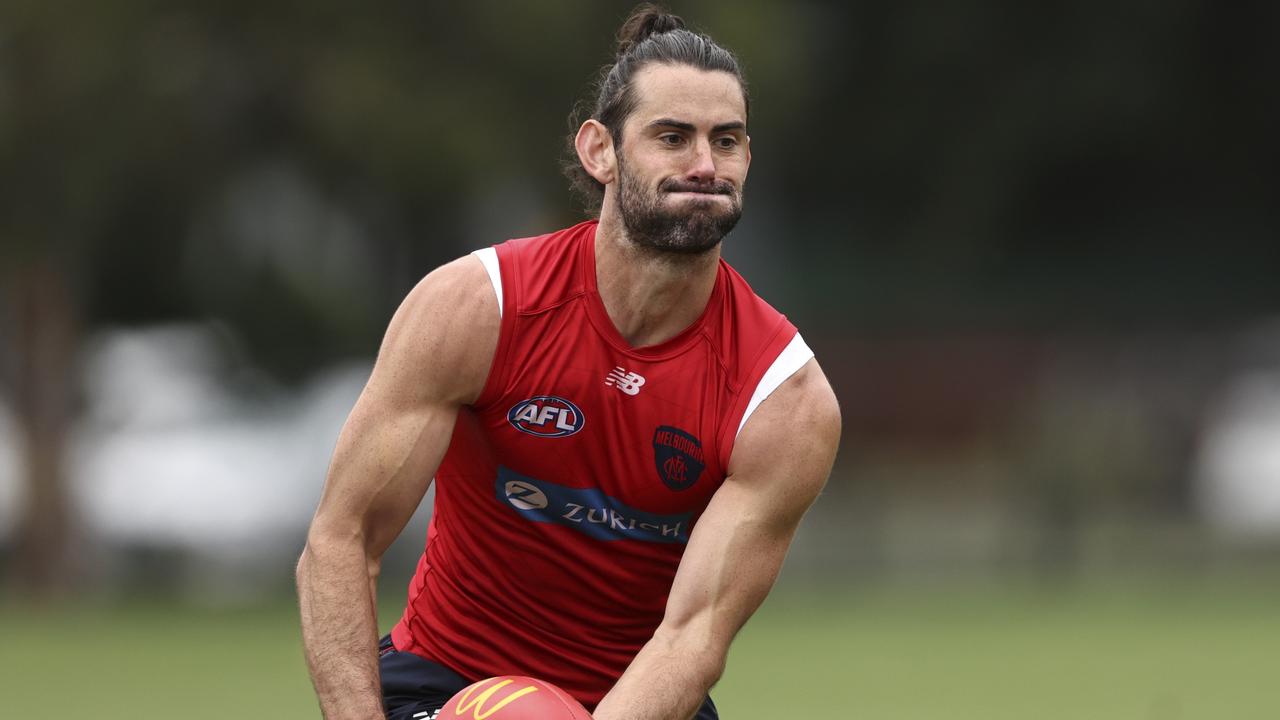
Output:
[439,676,593,719]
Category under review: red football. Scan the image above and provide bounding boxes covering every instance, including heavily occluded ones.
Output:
[440,676,593,719]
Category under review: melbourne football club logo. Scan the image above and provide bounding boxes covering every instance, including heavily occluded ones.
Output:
[653,426,706,491]
[507,396,585,438]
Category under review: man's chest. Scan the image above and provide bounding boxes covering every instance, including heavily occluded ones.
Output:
[480,332,731,518]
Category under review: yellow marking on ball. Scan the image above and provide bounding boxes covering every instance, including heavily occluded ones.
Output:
[453,678,540,720]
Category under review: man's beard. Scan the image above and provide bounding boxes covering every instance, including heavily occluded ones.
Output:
[616,155,743,256]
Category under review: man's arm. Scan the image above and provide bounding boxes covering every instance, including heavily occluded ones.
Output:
[593,359,841,720]
[296,255,499,720]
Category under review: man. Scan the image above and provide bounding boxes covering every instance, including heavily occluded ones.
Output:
[297,6,841,720]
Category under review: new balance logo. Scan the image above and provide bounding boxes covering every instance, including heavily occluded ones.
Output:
[605,367,646,396]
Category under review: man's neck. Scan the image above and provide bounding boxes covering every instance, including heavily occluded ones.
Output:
[593,212,721,349]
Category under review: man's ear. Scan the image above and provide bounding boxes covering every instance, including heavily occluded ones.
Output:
[575,119,617,185]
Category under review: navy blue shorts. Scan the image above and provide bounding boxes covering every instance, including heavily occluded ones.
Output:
[378,635,719,720]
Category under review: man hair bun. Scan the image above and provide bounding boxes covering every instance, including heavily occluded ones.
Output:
[615,3,686,59]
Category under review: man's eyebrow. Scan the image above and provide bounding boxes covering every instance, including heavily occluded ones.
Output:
[647,118,696,132]
[646,118,747,133]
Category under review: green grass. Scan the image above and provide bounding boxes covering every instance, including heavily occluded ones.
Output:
[1,579,1277,718]
[717,580,1280,720]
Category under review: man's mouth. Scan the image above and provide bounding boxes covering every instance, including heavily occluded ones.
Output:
[661,180,735,196]
[668,190,725,197]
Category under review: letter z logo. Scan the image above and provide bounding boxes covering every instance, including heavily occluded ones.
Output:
[504,480,548,510]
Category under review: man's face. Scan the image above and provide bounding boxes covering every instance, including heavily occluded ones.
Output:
[613,64,751,255]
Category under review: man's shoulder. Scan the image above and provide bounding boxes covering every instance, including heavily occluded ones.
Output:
[711,256,798,371]
[497,219,596,262]
[493,220,598,312]
[406,253,495,310]
[715,252,794,330]
[729,357,841,484]
[380,254,500,405]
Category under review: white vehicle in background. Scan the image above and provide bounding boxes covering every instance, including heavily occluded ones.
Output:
[0,323,432,602]
[1196,325,1280,541]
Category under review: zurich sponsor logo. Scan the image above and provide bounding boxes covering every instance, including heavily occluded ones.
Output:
[504,480,549,510]
[495,466,692,544]
[507,395,584,438]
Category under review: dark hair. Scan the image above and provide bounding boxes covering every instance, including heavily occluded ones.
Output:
[563,3,749,215]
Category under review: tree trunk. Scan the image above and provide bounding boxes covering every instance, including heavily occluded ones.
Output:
[9,259,79,598]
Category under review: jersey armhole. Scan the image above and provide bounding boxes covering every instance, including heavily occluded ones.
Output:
[471,244,517,410]
[472,247,503,318]
[735,333,814,437]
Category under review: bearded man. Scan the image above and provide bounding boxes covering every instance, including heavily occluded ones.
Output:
[297,6,841,720]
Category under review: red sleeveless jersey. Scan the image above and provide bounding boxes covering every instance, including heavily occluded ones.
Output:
[391,220,810,707]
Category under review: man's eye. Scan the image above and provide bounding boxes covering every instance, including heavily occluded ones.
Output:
[716,137,739,149]
[659,134,684,145]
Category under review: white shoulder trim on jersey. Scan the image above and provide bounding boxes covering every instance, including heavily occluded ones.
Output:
[472,247,503,318]
[736,333,815,437]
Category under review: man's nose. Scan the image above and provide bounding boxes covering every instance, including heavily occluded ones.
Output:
[684,138,717,183]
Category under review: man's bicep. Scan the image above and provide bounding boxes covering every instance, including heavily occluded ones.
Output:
[316,390,455,557]
[728,359,841,530]
[308,255,500,556]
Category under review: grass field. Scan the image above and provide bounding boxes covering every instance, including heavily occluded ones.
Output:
[1,577,1276,719]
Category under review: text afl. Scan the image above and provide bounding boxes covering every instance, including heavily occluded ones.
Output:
[507,396,585,438]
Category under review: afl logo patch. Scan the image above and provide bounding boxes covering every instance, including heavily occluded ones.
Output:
[653,425,706,491]
[508,396,585,438]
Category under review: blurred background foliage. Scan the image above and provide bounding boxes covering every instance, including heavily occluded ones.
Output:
[1,0,1279,717]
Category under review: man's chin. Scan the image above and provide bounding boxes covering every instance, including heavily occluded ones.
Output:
[618,182,742,255]
[670,214,740,254]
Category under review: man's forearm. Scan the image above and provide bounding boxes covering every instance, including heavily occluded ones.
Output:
[593,629,724,720]
[297,537,385,719]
